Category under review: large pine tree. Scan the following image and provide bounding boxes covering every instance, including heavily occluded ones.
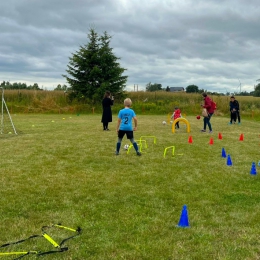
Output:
[63,29,127,101]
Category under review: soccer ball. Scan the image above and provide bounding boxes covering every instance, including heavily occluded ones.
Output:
[124,144,130,150]
[162,121,166,125]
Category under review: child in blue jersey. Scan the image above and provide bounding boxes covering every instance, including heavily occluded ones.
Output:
[115,98,141,156]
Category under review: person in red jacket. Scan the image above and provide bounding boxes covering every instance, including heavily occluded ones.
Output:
[200,92,214,133]
[171,107,182,129]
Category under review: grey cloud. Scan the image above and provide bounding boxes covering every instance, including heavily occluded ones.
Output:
[0,0,259,92]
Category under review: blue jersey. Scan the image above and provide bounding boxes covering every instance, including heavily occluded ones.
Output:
[118,108,136,131]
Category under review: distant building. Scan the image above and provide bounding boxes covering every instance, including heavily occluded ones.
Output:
[169,87,185,92]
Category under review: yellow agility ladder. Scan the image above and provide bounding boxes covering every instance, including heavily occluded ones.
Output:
[0,224,81,259]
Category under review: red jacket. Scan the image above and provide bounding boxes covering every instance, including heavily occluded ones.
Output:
[203,96,214,114]
[173,109,181,120]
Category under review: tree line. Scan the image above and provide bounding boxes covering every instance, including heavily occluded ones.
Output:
[0,81,71,92]
[145,82,258,96]
[0,81,42,90]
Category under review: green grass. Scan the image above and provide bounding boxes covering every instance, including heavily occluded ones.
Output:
[0,114,260,259]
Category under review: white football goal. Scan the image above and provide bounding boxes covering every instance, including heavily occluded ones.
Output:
[0,87,17,135]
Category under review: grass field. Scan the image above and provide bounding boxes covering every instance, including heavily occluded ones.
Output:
[0,114,260,259]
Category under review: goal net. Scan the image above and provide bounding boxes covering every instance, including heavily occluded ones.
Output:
[0,87,17,135]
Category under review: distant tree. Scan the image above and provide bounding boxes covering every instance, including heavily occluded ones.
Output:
[186,85,199,93]
[20,83,27,89]
[32,83,40,90]
[2,81,12,89]
[198,88,205,94]
[54,84,68,91]
[63,28,127,101]
[166,86,170,92]
[27,83,40,90]
[236,91,251,96]
[146,82,162,92]
[54,84,62,90]
[12,82,19,89]
[62,85,68,91]
[253,83,260,97]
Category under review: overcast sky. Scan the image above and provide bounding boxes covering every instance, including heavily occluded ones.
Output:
[0,0,259,93]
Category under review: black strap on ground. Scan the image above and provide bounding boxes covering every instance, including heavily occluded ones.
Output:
[13,251,38,260]
[0,235,41,248]
[0,224,81,259]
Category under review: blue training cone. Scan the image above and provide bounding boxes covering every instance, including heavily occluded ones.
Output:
[177,205,190,228]
[227,154,232,166]
[250,162,257,175]
[221,148,226,158]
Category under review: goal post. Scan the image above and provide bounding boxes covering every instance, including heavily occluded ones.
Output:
[0,87,17,135]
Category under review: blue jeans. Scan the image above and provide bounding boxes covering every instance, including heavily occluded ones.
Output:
[203,113,213,131]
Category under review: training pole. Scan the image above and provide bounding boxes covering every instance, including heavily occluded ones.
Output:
[0,87,17,135]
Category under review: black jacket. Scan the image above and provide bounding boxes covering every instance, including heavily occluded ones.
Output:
[101,97,114,123]
[230,100,239,112]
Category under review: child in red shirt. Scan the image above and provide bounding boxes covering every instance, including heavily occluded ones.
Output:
[171,107,182,129]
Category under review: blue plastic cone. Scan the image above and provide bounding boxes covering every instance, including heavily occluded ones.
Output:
[250,162,257,175]
[227,154,232,166]
[221,148,226,158]
[177,205,190,228]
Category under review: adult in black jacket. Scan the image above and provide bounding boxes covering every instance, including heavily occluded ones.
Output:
[229,96,241,124]
[101,91,114,130]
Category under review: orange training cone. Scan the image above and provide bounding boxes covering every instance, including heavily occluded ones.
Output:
[209,137,214,145]
[239,133,244,141]
[188,136,193,144]
[218,132,222,140]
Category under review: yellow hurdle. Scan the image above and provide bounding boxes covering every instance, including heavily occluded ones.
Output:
[164,146,175,158]
[127,139,147,154]
[172,118,190,133]
[140,136,157,144]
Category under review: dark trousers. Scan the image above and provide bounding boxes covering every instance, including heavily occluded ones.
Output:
[230,111,240,123]
[203,113,213,131]
[236,111,241,123]
[230,112,237,123]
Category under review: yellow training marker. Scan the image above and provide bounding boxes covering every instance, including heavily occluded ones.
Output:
[172,118,190,133]
[127,139,148,154]
[127,142,142,154]
[164,146,175,158]
[140,136,157,144]
[136,139,147,149]
[42,233,60,248]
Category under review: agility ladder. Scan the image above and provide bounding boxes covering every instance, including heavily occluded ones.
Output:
[0,224,81,259]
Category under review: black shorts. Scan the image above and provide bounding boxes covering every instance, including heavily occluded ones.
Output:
[118,130,133,139]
